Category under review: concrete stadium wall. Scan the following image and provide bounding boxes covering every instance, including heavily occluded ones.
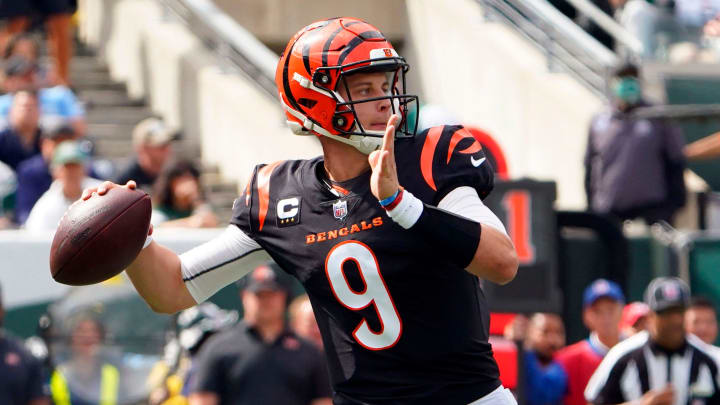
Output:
[0,229,269,310]
[406,0,603,209]
[212,0,409,51]
[77,0,322,189]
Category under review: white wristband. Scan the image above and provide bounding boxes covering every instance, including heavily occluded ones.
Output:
[142,235,153,250]
[386,190,424,229]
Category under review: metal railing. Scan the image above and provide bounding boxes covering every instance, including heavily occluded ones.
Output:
[477,0,621,98]
[160,0,279,98]
[562,0,643,55]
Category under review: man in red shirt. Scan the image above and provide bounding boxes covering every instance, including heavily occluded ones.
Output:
[556,279,624,405]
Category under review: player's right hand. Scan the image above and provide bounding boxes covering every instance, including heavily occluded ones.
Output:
[369,114,401,201]
[80,180,153,236]
[81,180,136,201]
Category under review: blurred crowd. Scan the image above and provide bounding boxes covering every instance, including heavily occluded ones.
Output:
[0,2,220,231]
[502,277,720,404]
[554,0,720,62]
[0,261,334,405]
[0,47,218,231]
[2,265,719,404]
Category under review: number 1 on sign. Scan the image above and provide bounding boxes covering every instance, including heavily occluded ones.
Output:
[503,191,535,264]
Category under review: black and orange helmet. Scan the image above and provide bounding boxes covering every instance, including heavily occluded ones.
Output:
[275,17,419,154]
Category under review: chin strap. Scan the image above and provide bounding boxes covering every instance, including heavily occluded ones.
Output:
[279,97,382,155]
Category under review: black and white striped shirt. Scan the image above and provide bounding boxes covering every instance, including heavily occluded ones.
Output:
[585,331,720,404]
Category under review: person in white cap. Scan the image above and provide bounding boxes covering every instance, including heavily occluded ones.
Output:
[113,117,177,192]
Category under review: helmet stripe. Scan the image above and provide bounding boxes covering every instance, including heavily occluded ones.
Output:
[282,39,305,115]
[302,43,312,75]
[322,26,345,68]
[337,31,384,66]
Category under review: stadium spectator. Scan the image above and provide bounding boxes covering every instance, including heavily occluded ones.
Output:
[3,34,50,87]
[1,56,36,94]
[0,56,85,136]
[585,63,686,225]
[675,0,720,32]
[148,303,238,405]
[556,279,625,405]
[188,263,332,405]
[585,277,720,403]
[505,313,567,405]
[50,316,124,404]
[0,281,49,405]
[4,33,40,63]
[151,159,217,228]
[0,90,41,171]
[288,294,332,403]
[619,301,650,338]
[686,297,720,364]
[615,0,666,58]
[14,119,75,225]
[24,140,101,231]
[0,0,76,86]
[289,294,324,350]
[705,14,720,35]
[685,296,718,345]
[114,117,176,192]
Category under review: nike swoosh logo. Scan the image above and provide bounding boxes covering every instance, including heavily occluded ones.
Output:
[470,156,486,167]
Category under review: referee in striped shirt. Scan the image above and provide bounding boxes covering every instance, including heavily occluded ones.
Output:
[585,277,720,404]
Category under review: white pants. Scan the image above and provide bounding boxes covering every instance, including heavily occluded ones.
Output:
[468,385,518,405]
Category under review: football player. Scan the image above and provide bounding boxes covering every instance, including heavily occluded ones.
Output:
[83,17,518,404]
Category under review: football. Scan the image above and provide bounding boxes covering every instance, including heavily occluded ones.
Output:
[50,187,152,285]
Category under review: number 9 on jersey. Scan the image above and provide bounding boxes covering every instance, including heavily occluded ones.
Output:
[325,240,403,350]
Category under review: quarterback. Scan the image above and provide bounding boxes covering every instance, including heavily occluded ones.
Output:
[84,17,518,404]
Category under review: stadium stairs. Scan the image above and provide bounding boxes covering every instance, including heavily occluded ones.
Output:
[72,41,238,222]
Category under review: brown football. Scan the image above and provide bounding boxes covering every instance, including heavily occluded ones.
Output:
[49,187,151,285]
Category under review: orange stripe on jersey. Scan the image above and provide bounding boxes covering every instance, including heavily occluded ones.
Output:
[448,127,483,159]
[332,184,350,196]
[243,180,251,206]
[256,161,283,231]
[420,126,444,191]
[446,127,478,163]
[458,140,483,155]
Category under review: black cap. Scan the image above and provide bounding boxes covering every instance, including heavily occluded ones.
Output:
[243,262,287,293]
[644,277,690,313]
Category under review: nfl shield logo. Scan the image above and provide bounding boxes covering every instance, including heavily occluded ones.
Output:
[333,200,348,221]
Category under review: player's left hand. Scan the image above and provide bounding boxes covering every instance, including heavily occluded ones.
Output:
[369,114,401,201]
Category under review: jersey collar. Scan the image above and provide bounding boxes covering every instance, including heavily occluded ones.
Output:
[310,158,372,202]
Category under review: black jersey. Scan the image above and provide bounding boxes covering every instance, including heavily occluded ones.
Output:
[231,126,500,404]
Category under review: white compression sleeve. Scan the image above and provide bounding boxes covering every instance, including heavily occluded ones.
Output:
[438,186,509,236]
[180,225,263,303]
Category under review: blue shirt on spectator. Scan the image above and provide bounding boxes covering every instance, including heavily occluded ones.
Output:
[14,155,52,225]
[0,86,85,120]
[524,350,568,405]
[0,127,41,171]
